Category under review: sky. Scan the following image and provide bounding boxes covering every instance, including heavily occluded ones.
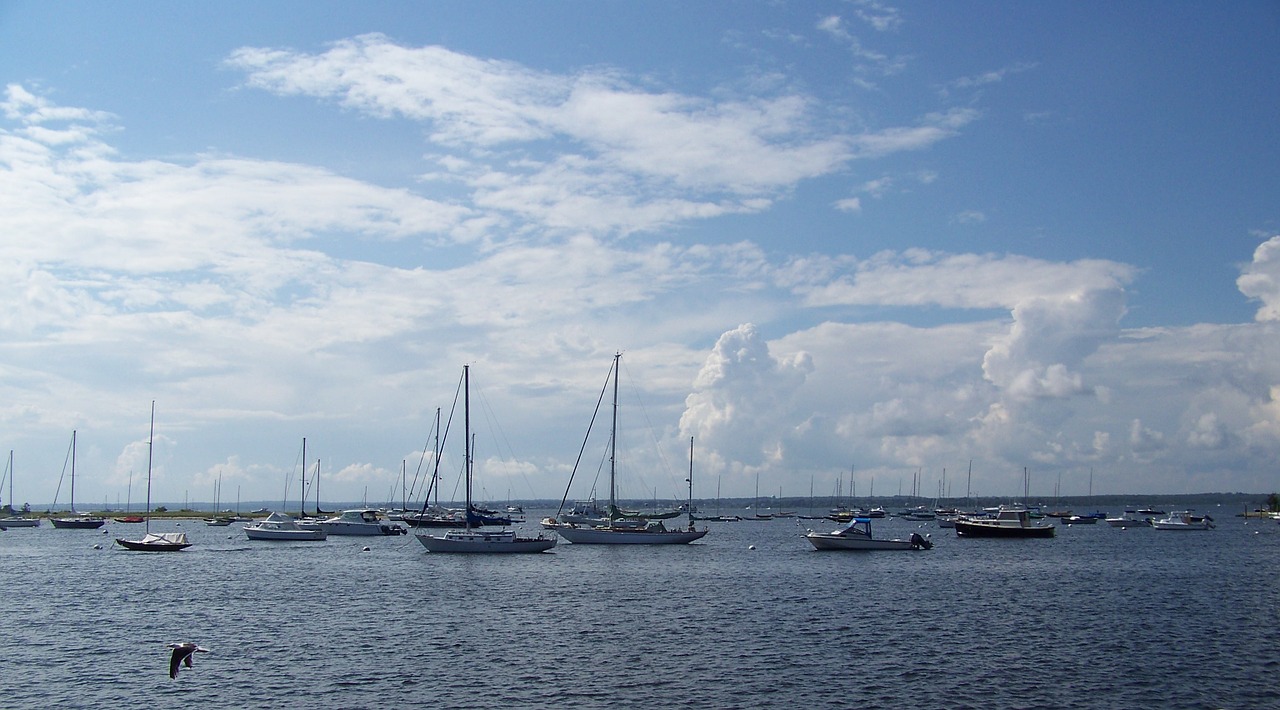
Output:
[1,1,1278,510]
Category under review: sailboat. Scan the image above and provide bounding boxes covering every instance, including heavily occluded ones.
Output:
[0,451,40,527]
[116,402,193,551]
[417,365,556,553]
[50,431,106,529]
[204,472,233,526]
[553,353,708,545]
[403,408,470,529]
[114,468,144,523]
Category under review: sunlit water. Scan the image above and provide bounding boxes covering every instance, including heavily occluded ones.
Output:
[2,508,1277,708]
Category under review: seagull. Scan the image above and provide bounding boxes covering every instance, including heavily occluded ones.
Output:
[167,642,209,679]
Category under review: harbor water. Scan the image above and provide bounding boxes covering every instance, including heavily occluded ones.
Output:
[1,507,1276,708]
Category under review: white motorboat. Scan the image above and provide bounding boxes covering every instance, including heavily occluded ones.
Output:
[244,512,328,541]
[1105,510,1153,527]
[805,517,933,551]
[1152,510,1214,530]
[317,508,406,536]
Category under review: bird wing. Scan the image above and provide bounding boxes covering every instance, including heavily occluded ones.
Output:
[169,647,187,678]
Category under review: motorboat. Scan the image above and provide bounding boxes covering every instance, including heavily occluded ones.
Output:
[805,517,932,551]
[317,508,406,536]
[554,498,610,526]
[1105,510,1153,528]
[954,505,1055,538]
[898,506,936,521]
[1152,510,1215,530]
[244,512,328,541]
[402,507,469,528]
[1061,514,1098,525]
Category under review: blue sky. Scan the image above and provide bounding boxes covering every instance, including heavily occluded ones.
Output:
[1,1,1278,509]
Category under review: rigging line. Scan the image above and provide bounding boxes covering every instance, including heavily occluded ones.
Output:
[50,434,74,512]
[417,370,464,514]
[406,411,441,504]
[472,382,536,500]
[555,356,615,517]
[617,355,682,501]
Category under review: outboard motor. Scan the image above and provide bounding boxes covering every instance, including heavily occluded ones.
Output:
[910,532,933,550]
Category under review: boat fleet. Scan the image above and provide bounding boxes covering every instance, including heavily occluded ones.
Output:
[0,360,1237,552]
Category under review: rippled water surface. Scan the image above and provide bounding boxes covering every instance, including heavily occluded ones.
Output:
[3,509,1278,708]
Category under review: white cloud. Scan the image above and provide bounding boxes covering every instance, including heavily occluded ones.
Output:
[224,35,965,236]
[1237,235,1280,321]
[680,324,814,478]
[834,196,862,213]
[2,28,1277,505]
[798,250,1135,310]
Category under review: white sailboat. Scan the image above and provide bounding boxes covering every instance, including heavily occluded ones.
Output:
[0,450,40,527]
[116,402,192,551]
[417,365,556,553]
[554,353,708,545]
[50,431,106,529]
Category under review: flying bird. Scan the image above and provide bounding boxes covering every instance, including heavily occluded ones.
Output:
[167,642,209,679]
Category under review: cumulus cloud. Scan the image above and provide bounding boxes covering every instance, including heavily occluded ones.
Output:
[1237,235,1280,321]
[982,288,1127,400]
[1129,418,1166,453]
[680,324,813,476]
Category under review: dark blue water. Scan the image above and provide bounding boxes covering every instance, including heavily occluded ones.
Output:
[2,510,1277,708]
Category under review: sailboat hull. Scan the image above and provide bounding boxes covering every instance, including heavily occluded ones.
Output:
[554,525,708,545]
[416,529,556,553]
[51,517,105,529]
[116,532,192,552]
[0,517,40,527]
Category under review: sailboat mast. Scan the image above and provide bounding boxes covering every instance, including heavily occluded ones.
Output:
[687,436,695,530]
[464,364,472,530]
[433,407,441,509]
[145,401,155,533]
[300,437,307,518]
[70,430,77,512]
[609,353,619,513]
